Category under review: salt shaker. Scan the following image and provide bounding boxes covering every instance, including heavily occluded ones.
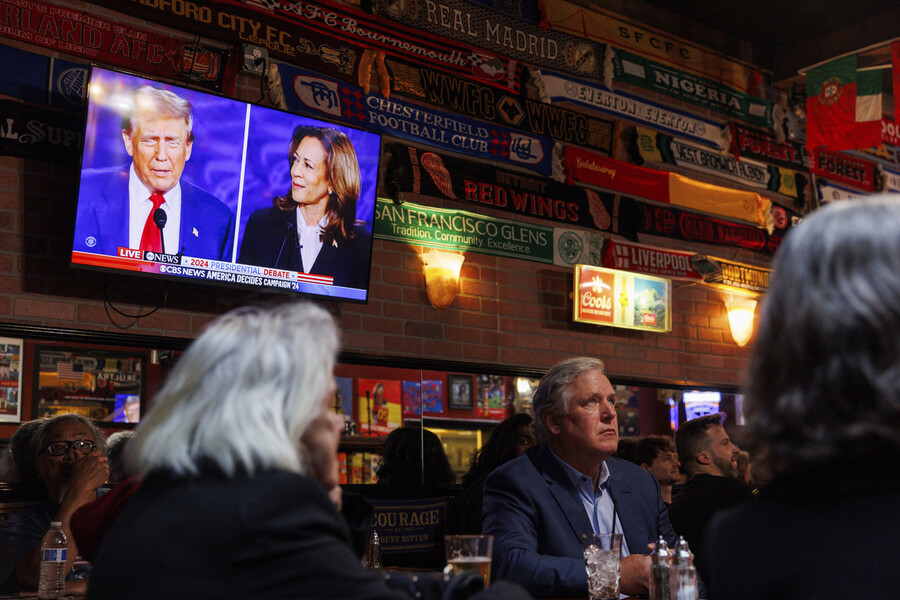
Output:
[649,535,671,600]
[363,530,382,569]
[671,536,698,600]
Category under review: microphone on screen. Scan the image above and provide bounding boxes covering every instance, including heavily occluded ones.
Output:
[275,221,294,268]
[153,208,167,254]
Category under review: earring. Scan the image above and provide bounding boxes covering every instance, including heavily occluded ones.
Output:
[328,187,333,195]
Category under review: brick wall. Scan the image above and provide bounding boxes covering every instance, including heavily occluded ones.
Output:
[0,142,754,386]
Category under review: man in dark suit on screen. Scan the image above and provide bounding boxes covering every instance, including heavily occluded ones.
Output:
[73,85,234,260]
[483,356,678,598]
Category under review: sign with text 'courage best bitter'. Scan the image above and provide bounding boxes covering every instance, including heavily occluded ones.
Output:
[574,265,671,333]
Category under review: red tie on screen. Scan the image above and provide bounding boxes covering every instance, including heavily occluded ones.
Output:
[139,193,166,252]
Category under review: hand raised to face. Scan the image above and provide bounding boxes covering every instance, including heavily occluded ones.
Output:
[68,448,110,495]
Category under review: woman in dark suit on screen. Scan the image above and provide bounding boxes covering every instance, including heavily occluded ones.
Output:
[238,126,372,289]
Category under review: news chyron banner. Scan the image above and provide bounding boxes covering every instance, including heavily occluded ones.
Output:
[72,249,337,293]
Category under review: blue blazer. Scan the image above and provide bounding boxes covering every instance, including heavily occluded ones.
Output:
[73,167,235,261]
[238,205,372,290]
[483,444,677,598]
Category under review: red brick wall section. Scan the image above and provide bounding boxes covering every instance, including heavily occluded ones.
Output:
[0,152,753,391]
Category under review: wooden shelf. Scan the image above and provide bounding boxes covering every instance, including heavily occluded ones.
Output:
[339,434,386,452]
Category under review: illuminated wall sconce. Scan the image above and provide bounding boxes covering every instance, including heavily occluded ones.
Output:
[723,294,758,347]
[422,251,465,310]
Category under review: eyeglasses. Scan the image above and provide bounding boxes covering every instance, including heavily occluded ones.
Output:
[44,439,96,456]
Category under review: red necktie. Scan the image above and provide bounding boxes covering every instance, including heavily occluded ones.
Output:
[139,193,165,252]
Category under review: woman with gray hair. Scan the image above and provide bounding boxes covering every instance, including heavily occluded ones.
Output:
[86,303,369,598]
[87,303,528,600]
[704,196,900,599]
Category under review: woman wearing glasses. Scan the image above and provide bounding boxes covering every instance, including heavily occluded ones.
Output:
[0,414,109,594]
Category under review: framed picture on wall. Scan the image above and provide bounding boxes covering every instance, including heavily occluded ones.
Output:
[33,346,145,424]
[0,337,24,423]
[447,374,473,410]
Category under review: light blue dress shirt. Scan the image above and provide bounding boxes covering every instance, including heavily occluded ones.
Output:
[548,447,631,557]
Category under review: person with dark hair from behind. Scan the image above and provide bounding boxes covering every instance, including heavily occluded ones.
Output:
[614,436,641,464]
[449,413,536,534]
[668,413,751,578]
[375,425,456,487]
[238,125,372,288]
[104,431,135,487]
[87,304,528,600]
[704,197,900,600]
[0,414,109,595]
[3,418,46,492]
[637,435,681,507]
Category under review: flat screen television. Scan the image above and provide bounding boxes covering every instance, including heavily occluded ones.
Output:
[71,67,380,302]
[681,390,721,422]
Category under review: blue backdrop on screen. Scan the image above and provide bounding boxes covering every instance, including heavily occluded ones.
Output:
[81,69,247,222]
[240,108,379,256]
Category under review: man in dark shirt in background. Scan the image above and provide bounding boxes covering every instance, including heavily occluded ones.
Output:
[668,413,752,577]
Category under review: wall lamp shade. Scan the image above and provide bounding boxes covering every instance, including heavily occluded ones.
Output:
[422,251,465,310]
[724,295,757,347]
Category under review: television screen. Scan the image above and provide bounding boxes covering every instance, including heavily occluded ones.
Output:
[682,390,721,422]
[110,393,141,424]
[71,67,380,302]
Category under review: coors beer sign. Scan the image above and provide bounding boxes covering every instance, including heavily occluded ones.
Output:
[574,265,671,333]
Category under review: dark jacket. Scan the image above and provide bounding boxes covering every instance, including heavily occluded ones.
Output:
[74,167,234,260]
[667,473,753,578]
[88,469,411,600]
[482,444,677,598]
[704,472,900,600]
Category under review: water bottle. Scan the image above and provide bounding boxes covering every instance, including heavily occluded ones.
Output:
[671,536,698,600]
[38,521,67,600]
[648,536,671,600]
